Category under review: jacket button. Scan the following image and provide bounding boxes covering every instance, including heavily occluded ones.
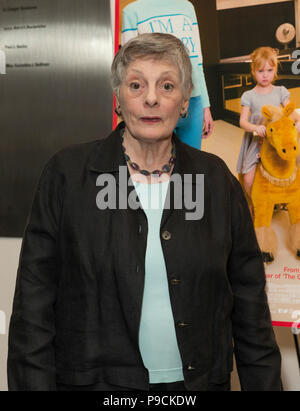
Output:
[177,321,189,328]
[171,278,181,285]
[162,230,171,240]
[187,364,196,371]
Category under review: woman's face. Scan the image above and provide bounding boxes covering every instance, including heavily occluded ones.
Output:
[117,57,190,143]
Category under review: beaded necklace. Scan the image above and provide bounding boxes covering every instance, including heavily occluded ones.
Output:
[120,133,176,178]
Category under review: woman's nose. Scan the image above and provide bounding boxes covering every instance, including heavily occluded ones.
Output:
[145,86,158,107]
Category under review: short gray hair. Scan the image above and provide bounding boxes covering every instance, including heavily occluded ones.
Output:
[111,33,193,99]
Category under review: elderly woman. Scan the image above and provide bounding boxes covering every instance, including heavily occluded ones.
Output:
[8,33,281,391]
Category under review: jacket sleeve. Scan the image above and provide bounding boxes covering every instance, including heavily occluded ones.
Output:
[227,175,281,391]
[7,156,64,391]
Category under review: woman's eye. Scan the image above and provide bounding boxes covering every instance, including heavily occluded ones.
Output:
[163,83,174,91]
[130,82,140,90]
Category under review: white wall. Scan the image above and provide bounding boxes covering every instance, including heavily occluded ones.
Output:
[217,0,293,10]
[0,238,22,391]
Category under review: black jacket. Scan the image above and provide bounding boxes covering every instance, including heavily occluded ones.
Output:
[7,122,281,391]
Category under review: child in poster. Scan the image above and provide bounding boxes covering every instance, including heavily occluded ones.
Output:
[237,46,300,198]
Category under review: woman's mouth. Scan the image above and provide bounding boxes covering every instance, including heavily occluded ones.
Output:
[141,117,162,123]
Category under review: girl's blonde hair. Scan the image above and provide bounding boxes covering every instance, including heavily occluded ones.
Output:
[250,47,279,81]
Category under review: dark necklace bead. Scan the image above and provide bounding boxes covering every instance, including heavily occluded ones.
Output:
[140,169,151,176]
[129,162,140,171]
[152,170,162,177]
[162,164,171,173]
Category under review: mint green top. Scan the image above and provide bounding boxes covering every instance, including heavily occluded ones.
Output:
[134,180,184,384]
[121,0,210,107]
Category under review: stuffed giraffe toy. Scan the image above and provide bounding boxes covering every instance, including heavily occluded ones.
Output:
[249,102,300,263]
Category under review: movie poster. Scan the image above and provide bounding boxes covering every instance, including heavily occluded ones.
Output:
[264,213,300,328]
[113,1,300,329]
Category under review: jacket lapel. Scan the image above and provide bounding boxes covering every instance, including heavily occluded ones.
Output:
[87,122,136,201]
[161,135,203,228]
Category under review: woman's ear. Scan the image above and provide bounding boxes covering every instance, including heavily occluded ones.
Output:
[182,88,192,114]
[186,87,193,102]
[114,97,122,117]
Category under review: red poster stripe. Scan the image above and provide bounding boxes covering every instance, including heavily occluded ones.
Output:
[272,321,298,328]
